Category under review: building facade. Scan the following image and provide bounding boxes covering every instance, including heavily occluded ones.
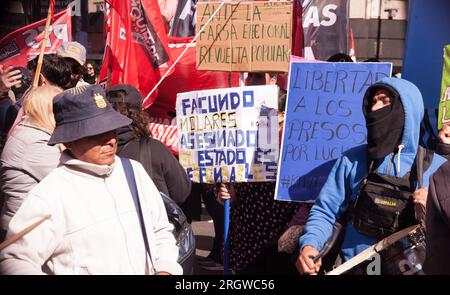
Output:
[0,0,408,72]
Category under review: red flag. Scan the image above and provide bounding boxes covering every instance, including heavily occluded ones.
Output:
[349,27,356,62]
[292,0,304,57]
[50,0,55,18]
[148,117,179,155]
[99,3,128,89]
[0,9,72,68]
[100,0,173,108]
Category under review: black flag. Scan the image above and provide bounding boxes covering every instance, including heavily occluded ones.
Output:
[302,0,349,60]
[169,0,197,37]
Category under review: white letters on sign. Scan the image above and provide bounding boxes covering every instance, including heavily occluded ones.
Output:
[303,4,338,28]
[22,24,69,49]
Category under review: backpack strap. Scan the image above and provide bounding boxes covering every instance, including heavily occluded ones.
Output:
[121,157,155,274]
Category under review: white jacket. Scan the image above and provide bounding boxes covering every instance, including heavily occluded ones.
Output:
[0,153,182,275]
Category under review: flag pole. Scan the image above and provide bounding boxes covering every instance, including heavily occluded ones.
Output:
[223,196,230,275]
[142,1,227,107]
[223,71,245,275]
[32,2,54,87]
[0,215,51,251]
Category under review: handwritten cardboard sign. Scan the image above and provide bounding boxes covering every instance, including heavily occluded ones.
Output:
[176,85,279,183]
[275,61,392,202]
[196,1,292,72]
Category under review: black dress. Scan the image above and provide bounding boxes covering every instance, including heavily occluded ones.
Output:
[228,182,300,273]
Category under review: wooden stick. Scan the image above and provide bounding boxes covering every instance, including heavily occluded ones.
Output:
[0,215,51,251]
[32,3,53,87]
[326,224,420,275]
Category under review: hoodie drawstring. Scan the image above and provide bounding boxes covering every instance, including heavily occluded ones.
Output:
[397,144,405,174]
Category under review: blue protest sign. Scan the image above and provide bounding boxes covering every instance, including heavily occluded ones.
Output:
[275,62,392,202]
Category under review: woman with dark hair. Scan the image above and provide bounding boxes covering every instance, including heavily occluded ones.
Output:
[110,100,151,138]
[105,84,191,205]
[83,62,97,85]
[327,53,354,62]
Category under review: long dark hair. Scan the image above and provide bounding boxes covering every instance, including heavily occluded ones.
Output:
[109,100,151,138]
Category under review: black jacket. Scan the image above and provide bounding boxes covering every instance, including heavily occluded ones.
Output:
[116,126,191,205]
[424,160,450,274]
[435,141,450,160]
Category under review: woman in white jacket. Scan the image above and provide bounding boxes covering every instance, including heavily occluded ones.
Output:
[0,85,182,275]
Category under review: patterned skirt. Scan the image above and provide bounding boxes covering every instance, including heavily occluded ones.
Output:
[228,182,300,271]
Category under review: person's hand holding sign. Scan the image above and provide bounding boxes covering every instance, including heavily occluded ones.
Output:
[296,245,322,275]
[215,183,236,205]
[438,123,450,144]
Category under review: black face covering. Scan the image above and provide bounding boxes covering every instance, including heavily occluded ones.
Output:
[365,89,404,160]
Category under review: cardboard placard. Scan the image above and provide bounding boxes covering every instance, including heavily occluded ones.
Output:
[176,85,279,183]
[196,1,292,72]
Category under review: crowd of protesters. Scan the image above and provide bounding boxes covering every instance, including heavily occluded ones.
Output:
[1,43,450,276]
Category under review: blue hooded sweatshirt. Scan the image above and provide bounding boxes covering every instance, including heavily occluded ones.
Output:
[299,77,447,262]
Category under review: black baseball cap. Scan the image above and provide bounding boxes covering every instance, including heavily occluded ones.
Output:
[106,84,143,109]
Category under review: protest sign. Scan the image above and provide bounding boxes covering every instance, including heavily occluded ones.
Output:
[196,1,292,72]
[438,45,450,130]
[275,62,392,202]
[0,9,71,68]
[177,85,279,183]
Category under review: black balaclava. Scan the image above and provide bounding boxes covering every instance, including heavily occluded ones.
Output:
[363,84,405,160]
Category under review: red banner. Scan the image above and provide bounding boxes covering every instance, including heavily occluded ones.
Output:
[148,117,178,155]
[148,36,240,119]
[0,9,72,68]
[100,0,173,108]
[292,0,304,57]
[50,0,56,18]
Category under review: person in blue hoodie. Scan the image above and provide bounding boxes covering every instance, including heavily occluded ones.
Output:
[296,77,447,275]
